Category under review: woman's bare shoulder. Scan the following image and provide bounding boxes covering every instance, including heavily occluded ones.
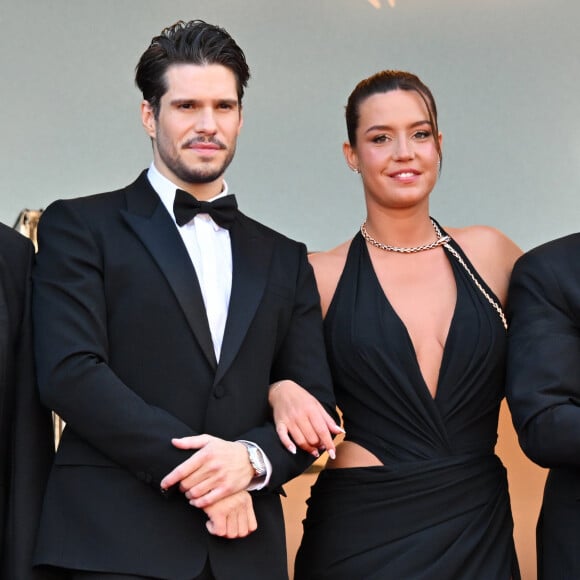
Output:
[308,240,352,316]
[444,224,523,304]
[447,224,522,262]
[309,240,351,268]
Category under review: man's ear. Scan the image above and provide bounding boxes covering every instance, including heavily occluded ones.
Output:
[141,100,156,138]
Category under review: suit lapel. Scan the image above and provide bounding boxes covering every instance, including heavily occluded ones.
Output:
[216,217,272,383]
[120,175,217,369]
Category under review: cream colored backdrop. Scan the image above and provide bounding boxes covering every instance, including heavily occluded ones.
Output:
[1,0,579,251]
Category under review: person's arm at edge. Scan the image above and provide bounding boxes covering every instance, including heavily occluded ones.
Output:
[507,243,580,468]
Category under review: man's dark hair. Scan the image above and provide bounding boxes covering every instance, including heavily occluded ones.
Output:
[135,20,250,117]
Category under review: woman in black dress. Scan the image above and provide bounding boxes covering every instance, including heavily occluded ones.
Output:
[270,70,522,579]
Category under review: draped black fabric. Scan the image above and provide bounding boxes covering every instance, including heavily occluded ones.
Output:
[295,227,519,580]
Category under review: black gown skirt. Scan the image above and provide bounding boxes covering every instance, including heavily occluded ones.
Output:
[294,227,519,580]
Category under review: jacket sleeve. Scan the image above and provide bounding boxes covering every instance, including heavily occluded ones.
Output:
[506,244,580,468]
[239,242,338,490]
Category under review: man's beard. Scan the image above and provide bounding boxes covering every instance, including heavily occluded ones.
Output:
[157,136,237,185]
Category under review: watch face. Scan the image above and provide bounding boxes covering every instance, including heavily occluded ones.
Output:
[248,446,266,477]
[241,442,266,478]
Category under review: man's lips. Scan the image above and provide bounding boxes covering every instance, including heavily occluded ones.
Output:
[183,139,225,152]
[186,143,221,151]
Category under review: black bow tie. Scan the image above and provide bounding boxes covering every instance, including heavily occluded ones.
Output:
[173,189,238,229]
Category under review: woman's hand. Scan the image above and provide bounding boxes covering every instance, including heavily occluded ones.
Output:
[269,379,344,458]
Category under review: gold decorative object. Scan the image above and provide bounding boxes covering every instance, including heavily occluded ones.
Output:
[13,208,43,251]
[368,0,396,8]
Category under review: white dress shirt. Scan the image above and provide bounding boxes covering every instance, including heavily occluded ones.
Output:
[147,163,271,489]
[148,164,231,361]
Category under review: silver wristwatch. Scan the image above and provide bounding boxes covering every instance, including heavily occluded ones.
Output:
[240,441,267,478]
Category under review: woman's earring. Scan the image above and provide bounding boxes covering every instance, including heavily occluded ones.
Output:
[352,167,360,174]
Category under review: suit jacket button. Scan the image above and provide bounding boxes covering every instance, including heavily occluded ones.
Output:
[214,384,226,399]
[136,471,152,483]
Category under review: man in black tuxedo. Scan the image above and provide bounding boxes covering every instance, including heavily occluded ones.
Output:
[32,20,336,580]
[506,233,580,579]
[0,223,55,580]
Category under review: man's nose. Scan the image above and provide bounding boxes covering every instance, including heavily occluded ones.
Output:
[195,108,218,134]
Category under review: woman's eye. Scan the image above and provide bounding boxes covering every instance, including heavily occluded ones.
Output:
[413,130,432,140]
[372,134,389,144]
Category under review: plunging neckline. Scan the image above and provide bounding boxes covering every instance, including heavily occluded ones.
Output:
[361,237,459,402]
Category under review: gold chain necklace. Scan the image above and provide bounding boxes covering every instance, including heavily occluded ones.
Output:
[360,218,508,330]
[360,218,451,253]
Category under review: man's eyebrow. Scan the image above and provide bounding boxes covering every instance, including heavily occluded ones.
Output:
[169,98,239,106]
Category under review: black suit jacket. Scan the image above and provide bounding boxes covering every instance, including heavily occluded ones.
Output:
[32,172,336,580]
[0,223,55,580]
[506,233,580,578]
